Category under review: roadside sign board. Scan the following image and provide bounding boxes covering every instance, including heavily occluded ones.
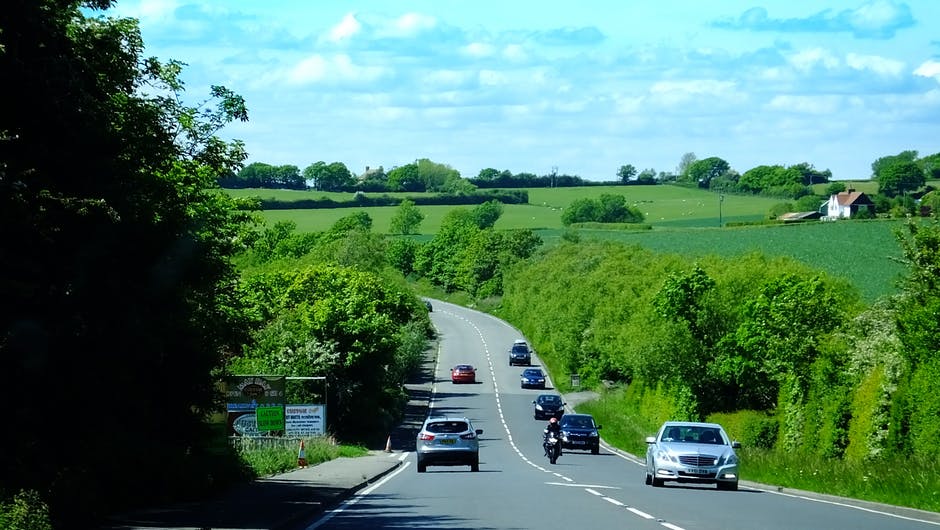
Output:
[255,406,285,432]
[224,375,285,436]
[285,405,326,436]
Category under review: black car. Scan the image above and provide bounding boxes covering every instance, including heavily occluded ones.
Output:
[520,368,546,389]
[533,394,566,420]
[559,413,602,454]
[425,301,433,312]
[508,340,531,366]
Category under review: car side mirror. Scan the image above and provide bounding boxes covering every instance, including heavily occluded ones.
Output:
[532,400,536,404]
[645,436,656,444]
[476,429,483,435]
[731,441,741,448]
[596,425,602,430]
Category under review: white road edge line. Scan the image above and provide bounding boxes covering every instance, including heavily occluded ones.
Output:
[760,488,940,526]
[304,461,412,529]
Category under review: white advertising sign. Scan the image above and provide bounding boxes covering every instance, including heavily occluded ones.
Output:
[285,404,326,436]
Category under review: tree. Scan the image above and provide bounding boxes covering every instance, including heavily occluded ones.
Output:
[389,199,424,235]
[877,160,925,198]
[1,1,256,523]
[871,151,918,179]
[617,164,637,184]
[894,216,940,367]
[637,168,657,184]
[416,158,461,192]
[471,200,504,229]
[686,157,730,188]
[477,168,500,181]
[677,152,697,180]
[561,198,598,225]
[826,181,847,195]
[387,163,423,192]
[304,161,353,191]
[790,162,832,186]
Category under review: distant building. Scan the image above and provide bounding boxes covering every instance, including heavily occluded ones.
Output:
[825,189,874,219]
[778,211,822,223]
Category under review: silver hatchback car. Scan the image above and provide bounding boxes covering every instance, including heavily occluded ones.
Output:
[416,416,483,473]
[645,421,741,490]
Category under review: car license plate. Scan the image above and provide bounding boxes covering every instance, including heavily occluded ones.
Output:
[571,441,585,445]
[687,468,709,475]
[440,439,456,445]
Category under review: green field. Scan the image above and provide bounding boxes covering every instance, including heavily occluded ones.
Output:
[232,184,914,302]
[243,185,788,233]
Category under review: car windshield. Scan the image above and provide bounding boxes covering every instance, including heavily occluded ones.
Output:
[454,365,472,371]
[426,421,469,434]
[523,370,542,377]
[511,345,528,353]
[661,425,723,444]
[562,416,594,428]
[539,396,561,405]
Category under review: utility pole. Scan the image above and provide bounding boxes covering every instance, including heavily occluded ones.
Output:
[551,166,558,188]
[719,194,725,227]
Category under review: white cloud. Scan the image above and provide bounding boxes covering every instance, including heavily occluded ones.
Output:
[914,60,940,83]
[502,44,528,62]
[845,53,904,76]
[788,48,840,71]
[328,13,362,42]
[120,0,179,23]
[648,80,741,107]
[768,95,842,114]
[461,42,496,58]
[287,54,386,84]
[381,12,437,37]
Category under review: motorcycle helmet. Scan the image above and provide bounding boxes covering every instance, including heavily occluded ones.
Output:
[549,417,557,423]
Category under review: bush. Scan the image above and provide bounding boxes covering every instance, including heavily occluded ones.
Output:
[708,410,779,449]
[0,490,52,530]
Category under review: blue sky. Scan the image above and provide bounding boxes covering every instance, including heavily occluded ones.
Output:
[105,1,940,181]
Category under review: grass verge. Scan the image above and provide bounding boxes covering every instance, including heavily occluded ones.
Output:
[233,436,369,477]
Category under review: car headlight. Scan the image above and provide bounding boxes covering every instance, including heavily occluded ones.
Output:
[721,453,738,466]
[535,405,544,411]
[588,431,599,437]
[656,449,678,463]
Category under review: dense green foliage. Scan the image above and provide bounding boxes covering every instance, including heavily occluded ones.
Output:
[229,264,431,439]
[1,1,260,525]
[412,206,542,297]
[560,194,644,225]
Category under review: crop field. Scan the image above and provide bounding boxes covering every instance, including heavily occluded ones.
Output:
[542,220,908,303]
[231,183,920,302]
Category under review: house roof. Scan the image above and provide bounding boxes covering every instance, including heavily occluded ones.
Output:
[834,191,873,206]
[779,211,821,221]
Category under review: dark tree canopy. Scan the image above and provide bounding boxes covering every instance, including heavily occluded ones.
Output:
[1,1,256,524]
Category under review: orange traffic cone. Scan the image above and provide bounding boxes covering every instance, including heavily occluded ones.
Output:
[297,439,308,468]
[384,435,393,453]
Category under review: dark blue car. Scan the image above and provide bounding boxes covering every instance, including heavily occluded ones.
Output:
[533,394,566,419]
[520,368,546,389]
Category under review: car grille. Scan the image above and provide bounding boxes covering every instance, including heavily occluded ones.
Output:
[678,455,718,466]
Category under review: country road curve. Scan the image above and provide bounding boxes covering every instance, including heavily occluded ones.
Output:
[299,300,940,530]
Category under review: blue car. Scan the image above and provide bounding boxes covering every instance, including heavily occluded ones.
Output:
[520,368,546,389]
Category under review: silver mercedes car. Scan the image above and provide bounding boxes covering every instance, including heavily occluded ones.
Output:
[645,421,741,490]
[416,415,482,473]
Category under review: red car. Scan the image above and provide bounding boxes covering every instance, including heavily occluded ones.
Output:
[450,364,477,384]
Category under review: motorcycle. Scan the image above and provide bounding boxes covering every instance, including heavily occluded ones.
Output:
[543,431,562,464]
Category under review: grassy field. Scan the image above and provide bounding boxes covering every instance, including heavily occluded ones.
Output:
[246,185,787,233]
[233,183,915,302]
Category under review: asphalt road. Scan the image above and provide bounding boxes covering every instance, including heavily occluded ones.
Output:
[297,300,940,530]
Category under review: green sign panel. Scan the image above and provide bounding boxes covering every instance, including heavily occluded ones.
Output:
[255,406,285,432]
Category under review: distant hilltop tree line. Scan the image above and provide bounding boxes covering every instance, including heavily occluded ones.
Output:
[219,150,940,202]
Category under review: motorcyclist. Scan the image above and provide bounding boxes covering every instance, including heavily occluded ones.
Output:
[543,417,562,457]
